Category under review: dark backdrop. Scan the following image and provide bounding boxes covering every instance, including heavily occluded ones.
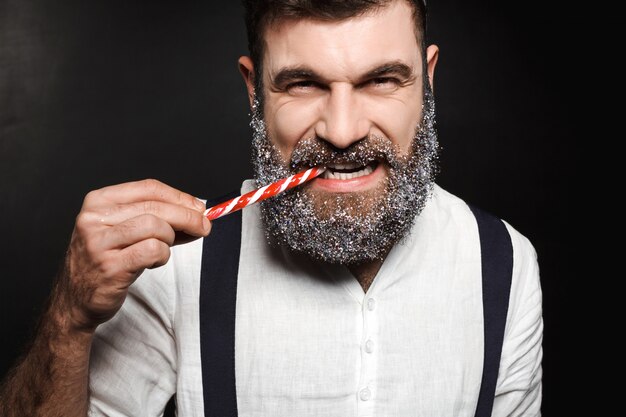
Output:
[1,0,582,414]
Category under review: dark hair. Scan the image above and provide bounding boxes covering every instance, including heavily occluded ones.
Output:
[243,0,427,84]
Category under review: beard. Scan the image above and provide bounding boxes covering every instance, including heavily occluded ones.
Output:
[251,84,440,265]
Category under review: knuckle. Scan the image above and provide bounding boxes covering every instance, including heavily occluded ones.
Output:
[157,248,172,267]
[83,190,100,207]
[144,238,163,255]
[195,214,206,232]
[135,239,170,269]
[123,247,143,272]
[149,240,171,268]
[185,209,202,230]
[164,228,176,245]
[141,178,163,193]
[74,211,102,237]
[119,217,137,239]
[83,236,100,258]
[143,200,159,216]
[174,190,185,205]
[74,212,91,232]
[185,208,195,225]
[141,213,160,230]
[97,253,119,278]
[178,191,195,208]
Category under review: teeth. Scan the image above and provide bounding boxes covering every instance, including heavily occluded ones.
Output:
[322,164,374,180]
[327,162,360,170]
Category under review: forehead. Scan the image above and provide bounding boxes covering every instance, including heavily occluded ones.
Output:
[262,1,421,79]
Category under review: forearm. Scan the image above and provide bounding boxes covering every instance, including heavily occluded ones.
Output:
[1,180,207,416]
[0,293,93,417]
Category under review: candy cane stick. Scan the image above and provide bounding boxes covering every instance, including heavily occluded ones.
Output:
[204,166,325,220]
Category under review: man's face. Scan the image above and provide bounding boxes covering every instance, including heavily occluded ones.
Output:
[241,1,440,264]
[261,0,425,181]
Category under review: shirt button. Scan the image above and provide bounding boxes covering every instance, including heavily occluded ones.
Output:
[365,339,375,354]
[359,387,372,401]
[367,298,376,311]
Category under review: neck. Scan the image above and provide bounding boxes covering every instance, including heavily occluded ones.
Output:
[347,248,390,293]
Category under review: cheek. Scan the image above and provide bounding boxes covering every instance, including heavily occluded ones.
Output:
[265,98,321,158]
[369,93,423,154]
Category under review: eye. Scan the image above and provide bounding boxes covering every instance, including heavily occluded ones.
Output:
[368,77,401,90]
[286,80,319,94]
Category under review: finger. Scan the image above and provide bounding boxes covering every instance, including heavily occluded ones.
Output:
[119,238,172,275]
[86,179,205,212]
[173,230,208,246]
[97,214,177,250]
[98,200,211,237]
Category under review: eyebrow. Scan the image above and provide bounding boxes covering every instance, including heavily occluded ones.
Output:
[270,60,416,88]
[363,61,414,81]
[271,67,323,88]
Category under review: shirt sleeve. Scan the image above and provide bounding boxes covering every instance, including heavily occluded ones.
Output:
[491,223,543,416]
[87,262,178,417]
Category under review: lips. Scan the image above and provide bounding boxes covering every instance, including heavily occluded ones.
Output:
[322,161,379,180]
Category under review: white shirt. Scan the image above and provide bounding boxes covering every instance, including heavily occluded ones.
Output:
[88,183,542,417]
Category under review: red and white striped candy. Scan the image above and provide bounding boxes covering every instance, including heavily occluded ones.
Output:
[204,166,325,220]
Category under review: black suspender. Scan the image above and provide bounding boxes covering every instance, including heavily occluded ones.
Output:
[199,192,241,417]
[199,200,512,417]
[469,205,514,417]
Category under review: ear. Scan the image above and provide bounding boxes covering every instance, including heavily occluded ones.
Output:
[238,56,256,109]
[425,44,439,92]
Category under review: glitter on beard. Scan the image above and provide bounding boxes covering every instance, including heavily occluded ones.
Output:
[250,84,440,265]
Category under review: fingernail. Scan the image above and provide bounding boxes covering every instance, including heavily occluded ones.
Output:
[202,216,212,234]
[194,198,206,211]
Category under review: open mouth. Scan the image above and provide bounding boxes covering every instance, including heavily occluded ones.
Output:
[322,161,379,180]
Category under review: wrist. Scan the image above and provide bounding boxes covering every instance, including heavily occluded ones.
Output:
[46,283,98,344]
[50,307,97,338]
[49,262,101,336]
[43,306,96,353]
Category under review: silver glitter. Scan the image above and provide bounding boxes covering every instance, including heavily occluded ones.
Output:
[250,84,440,265]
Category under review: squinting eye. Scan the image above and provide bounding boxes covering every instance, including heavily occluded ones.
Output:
[287,81,318,92]
[370,77,400,88]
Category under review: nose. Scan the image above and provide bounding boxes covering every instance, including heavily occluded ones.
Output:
[315,84,370,149]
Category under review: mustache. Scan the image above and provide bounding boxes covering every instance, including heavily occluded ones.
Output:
[289,135,404,172]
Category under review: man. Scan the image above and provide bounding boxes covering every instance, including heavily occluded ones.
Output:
[0,0,543,416]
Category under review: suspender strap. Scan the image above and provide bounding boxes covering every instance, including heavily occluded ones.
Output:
[200,193,241,417]
[469,205,514,417]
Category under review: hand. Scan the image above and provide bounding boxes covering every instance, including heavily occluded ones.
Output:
[57,179,210,332]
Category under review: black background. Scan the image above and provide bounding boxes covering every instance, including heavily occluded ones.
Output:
[1,0,582,414]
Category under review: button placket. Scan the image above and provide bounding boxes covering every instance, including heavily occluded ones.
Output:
[357,297,379,415]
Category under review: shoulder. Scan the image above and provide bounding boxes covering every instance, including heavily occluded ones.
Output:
[502,220,539,285]
[416,184,482,240]
[501,220,542,330]
[428,185,541,298]
[428,183,476,219]
[431,185,538,263]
